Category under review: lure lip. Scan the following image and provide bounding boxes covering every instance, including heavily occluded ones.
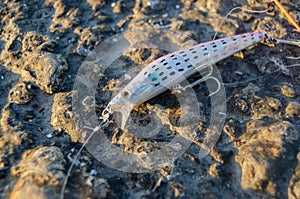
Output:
[107,99,136,130]
[106,79,160,130]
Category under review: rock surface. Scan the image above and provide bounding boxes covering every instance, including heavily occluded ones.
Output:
[289,153,300,199]
[10,146,65,199]
[0,0,299,199]
[236,120,298,196]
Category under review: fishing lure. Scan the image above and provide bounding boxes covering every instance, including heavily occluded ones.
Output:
[100,30,298,129]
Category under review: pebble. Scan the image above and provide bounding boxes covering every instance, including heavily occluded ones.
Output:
[285,101,300,118]
[267,97,282,110]
[208,163,221,178]
[162,13,168,18]
[223,123,236,140]
[235,98,249,113]
[90,169,97,176]
[234,70,243,75]
[281,84,296,98]
[112,1,122,13]
[9,82,35,104]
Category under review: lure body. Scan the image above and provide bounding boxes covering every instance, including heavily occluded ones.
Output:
[106,30,267,129]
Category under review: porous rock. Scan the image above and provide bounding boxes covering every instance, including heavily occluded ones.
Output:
[51,92,81,142]
[236,120,298,195]
[289,152,300,199]
[10,146,65,199]
[285,101,300,118]
[9,81,35,104]
[281,84,296,98]
[24,52,68,94]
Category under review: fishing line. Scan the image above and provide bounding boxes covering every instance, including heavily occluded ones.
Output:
[213,6,270,40]
[214,2,300,87]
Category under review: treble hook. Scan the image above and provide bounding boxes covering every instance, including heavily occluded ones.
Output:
[99,105,112,127]
[205,76,221,97]
[172,64,221,96]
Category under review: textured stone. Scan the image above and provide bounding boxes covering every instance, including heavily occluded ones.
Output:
[50,92,80,141]
[281,84,296,98]
[10,146,65,199]
[24,53,68,94]
[9,81,35,104]
[289,153,300,199]
[286,101,300,118]
[236,120,298,195]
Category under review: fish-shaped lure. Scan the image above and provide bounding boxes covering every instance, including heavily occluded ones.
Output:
[101,30,268,129]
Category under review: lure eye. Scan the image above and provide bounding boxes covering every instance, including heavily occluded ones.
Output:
[121,90,131,99]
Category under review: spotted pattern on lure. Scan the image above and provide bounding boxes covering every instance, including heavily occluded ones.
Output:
[103,30,267,129]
